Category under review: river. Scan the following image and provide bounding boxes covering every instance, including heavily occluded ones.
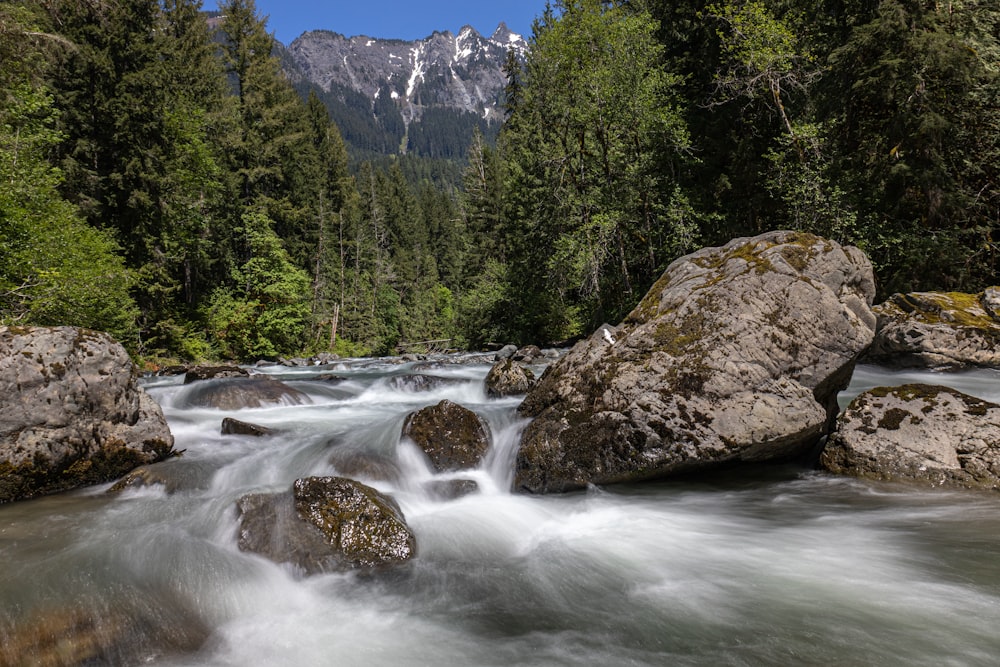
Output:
[2,357,1000,666]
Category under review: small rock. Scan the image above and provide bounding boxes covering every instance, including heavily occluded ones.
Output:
[402,400,490,472]
[484,359,536,397]
[495,344,517,360]
[221,418,274,437]
[328,448,401,483]
[513,345,543,362]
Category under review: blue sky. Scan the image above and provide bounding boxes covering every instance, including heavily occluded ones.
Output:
[204,1,549,44]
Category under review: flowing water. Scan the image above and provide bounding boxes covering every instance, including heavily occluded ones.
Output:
[3,358,1000,666]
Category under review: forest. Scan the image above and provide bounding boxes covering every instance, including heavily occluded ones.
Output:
[1,0,997,363]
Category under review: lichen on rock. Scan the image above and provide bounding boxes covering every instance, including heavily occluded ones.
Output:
[866,289,1000,369]
[0,326,175,503]
[821,384,1000,490]
[515,231,877,493]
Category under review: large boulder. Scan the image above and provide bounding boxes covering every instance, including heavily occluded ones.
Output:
[401,400,490,472]
[0,326,175,503]
[515,231,877,493]
[866,290,1000,369]
[236,476,416,574]
[821,384,1000,490]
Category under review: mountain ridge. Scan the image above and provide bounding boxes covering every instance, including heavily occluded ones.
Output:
[282,23,527,158]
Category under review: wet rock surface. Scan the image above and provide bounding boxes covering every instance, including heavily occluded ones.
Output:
[221,418,274,437]
[0,326,175,503]
[182,365,249,383]
[179,377,309,410]
[866,290,1000,369]
[402,400,490,472]
[821,384,1000,490]
[515,231,877,493]
[484,358,536,397]
[237,476,416,574]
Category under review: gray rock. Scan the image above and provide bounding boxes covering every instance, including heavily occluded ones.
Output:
[821,384,1000,490]
[387,374,461,393]
[328,448,401,483]
[0,326,175,503]
[867,290,1000,369]
[515,231,877,493]
[178,377,309,410]
[221,418,274,437]
[237,476,416,574]
[402,400,490,472]
[107,461,195,494]
[484,359,536,397]
[495,344,518,360]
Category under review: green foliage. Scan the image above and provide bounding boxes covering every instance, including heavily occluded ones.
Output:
[205,212,310,360]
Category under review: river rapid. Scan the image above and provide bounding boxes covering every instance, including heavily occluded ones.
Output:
[2,357,1000,666]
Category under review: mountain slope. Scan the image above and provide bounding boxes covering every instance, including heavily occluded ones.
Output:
[284,24,527,158]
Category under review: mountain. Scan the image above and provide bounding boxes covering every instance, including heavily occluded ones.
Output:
[283,24,527,159]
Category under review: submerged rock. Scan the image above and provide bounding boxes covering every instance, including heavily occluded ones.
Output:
[821,384,1000,490]
[328,448,401,483]
[0,594,208,667]
[484,358,536,397]
[515,231,877,493]
[402,400,490,472]
[108,462,190,494]
[0,326,175,503]
[425,478,479,500]
[866,290,1000,369]
[386,374,461,392]
[237,476,416,574]
[180,377,308,410]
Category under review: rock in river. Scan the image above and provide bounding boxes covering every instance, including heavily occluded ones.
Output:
[0,326,175,503]
[821,384,1000,490]
[402,400,490,472]
[484,358,536,397]
[237,476,416,574]
[515,231,877,493]
[866,290,1000,369]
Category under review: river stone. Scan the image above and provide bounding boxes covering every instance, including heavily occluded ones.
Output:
[866,290,1000,369]
[221,417,274,437]
[387,374,461,392]
[180,377,309,410]
[821,384,1000,490]
[485,358,536,397]
[515,231,877,493]
[328,447,401,483]
[402,400,490,472]
[0,326,175,503]
[236,476,416,574]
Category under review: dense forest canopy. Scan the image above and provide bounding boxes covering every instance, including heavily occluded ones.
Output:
[1,0,997,362]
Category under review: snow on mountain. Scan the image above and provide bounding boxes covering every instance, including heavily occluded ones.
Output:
[285,23,527,127]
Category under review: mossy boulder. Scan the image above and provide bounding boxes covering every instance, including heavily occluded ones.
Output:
[236,476,416,574]
[515,231,877,493]
[821,384,1000,490]
[484,358,536,397]
[401,400,490,472]
[0,326,175,503]
[866,290,1000,369]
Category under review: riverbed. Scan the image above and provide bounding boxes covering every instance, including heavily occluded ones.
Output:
[2,358,1000,666]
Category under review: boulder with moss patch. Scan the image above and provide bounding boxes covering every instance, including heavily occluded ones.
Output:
[0,326,175,503]
[821,384,1000,490]
[515,231,877,493]
[866,290,1000,369]
[485,358,536,397]
[236,476,416,574]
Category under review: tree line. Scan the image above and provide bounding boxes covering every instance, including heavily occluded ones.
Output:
[1,0,997,361]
